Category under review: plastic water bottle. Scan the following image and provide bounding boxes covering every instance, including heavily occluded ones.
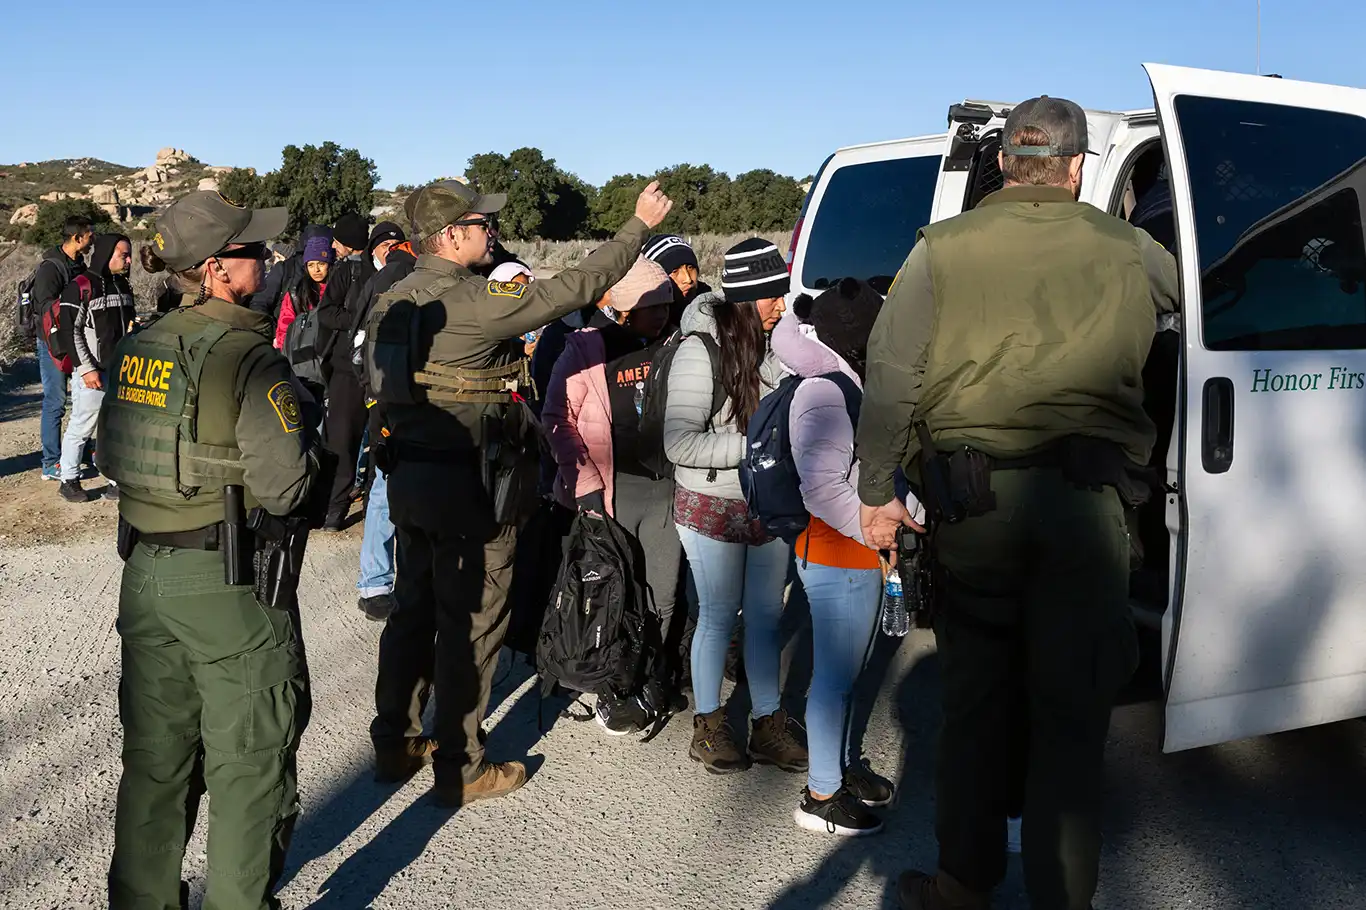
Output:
[633,381,644,418]
[882,568,910,637]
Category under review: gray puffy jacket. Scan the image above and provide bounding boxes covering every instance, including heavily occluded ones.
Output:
[662,292,787,500]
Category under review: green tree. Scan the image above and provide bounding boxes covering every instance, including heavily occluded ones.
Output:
[465,147,583,241]
[727,169,805,232]
[651,164,728,235]
[591,174,648,237]
[24,198,114,247]
[542,172,596,241]
[219,143,378,238]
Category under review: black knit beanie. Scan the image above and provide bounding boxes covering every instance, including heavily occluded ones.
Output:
[720,237,790,303]
[643,234,698,275]
[333,213,370,252]
[808,277,885,379]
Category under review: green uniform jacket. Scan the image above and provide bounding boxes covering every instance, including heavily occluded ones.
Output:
[380,216,652,452]
[100,298,316,533]
[856,185,1180,505]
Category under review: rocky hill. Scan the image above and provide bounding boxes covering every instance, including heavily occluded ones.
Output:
[1,148,242,233]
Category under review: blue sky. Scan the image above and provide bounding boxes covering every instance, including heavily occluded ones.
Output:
[3,0,1362,189]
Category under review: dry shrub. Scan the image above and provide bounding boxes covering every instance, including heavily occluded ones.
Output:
[505,231,791,285]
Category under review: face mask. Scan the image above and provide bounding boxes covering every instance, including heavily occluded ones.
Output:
[372,254,384,271]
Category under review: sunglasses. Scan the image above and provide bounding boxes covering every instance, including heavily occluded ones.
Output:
[452,216,497,232]
[211,241,270,261]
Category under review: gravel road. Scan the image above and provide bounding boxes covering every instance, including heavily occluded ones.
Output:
[1,368,1363,909]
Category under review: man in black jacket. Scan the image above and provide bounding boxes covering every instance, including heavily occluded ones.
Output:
[350,239,418,619]
[27,216,94,480]
[318,220,405,530]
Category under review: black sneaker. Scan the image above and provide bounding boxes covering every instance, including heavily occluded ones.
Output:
[846,764,895,808]
[102,485,120,502]
[358,593,396,622]
[58,480,89,503]
[595,694,647,736]
[793,787,884,837]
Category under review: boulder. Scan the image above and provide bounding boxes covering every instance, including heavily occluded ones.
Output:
[89,184,119,205]
[72,171,83,179]
[138,165,168,184]
[99,204,123,221]
[197,177,220,192]
[202,165,235,176]
[9,204,38,226]
[156,147,192,166]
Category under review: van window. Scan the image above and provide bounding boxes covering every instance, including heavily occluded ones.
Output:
[801,155,940,293]
[1176,96,1366,350]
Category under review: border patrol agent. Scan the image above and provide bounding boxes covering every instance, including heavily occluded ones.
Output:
[854,98,1180,910]
[365,179,673,807]
[99,191,321,910]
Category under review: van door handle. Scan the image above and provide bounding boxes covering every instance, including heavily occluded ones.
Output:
[1201,377,1234,474]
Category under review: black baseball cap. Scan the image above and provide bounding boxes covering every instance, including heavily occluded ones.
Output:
[1001,96,1096,157]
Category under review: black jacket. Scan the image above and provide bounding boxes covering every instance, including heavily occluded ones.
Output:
[318,255,375,371]
[248,224,331,318]
[59,234,135,374]
[25,246,84,340]
[349,246,417,387]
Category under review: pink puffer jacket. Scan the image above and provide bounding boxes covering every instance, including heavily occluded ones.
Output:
[543,329,616,515]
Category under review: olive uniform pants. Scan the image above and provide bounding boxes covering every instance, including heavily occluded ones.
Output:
[930,467,1138,910]
[109,544,311,910]
[371,458,518,791]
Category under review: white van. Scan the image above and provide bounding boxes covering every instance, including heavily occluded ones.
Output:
[788,63,1366,754]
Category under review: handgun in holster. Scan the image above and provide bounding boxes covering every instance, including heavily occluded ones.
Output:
[247,507,309,610]
[481,409,540,527]
[914,420,966,524]
[116,515,139,562]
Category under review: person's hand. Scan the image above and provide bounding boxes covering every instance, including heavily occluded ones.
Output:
[634,181,674,229]
[577,490,606,516]
[82,372,103,390]
[861,499,923,550]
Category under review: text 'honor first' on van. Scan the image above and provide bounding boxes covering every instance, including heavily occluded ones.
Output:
[788,63,1366,755]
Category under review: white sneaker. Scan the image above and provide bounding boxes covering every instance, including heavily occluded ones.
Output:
[1007,816,1022,855]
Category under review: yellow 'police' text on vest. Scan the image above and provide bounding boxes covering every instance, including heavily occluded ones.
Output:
[117,354,175,409]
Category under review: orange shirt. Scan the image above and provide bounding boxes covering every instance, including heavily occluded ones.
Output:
[795,515,880,570]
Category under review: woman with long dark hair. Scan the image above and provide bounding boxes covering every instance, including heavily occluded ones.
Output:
[662,237,803,775]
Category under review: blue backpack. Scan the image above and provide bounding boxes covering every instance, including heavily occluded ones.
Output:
[740,372,862,542]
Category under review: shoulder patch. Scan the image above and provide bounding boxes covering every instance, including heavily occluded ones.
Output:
[267,380,303,434]
[487,280,527,299]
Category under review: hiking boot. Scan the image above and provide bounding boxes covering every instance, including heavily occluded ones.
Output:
[432,760,527,809]
[748,708,808,773]
[321,510,346,532]
[58,480,89,503]
[373,736,437,783]
[794,786,884,837]
[102,485,120,502]
[595,694,647,736]
[846,763,895,808]
[896,869,990,910]
[689,708,748,774]
[358,593,396,622]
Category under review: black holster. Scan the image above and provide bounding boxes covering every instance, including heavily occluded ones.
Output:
[247,508,309,609]
[481,406,540,528]
[116,515,139,562]
[223,485,254,585]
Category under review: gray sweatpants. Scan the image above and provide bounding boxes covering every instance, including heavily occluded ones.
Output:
[613,473,681,633]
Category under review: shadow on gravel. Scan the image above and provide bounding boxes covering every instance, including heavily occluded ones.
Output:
[0,449,41,478]
[764,646,947,910]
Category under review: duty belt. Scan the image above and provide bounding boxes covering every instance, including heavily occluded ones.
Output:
[414,359,532,404]
[140,523,222,551]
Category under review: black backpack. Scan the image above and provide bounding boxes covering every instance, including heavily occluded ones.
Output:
[282,279,327,386]
[536,511,652,699]
[636,328,725,478]
[739,372,862,543]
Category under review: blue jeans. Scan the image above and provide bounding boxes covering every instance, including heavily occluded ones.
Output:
[678,526,791,718]
[357,467,394,597]
[36,339,66,470]
[796,561,882,796]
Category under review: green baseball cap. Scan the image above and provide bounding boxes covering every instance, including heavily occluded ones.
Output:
[404,180,507,239]
[152,191,289,271]
[1001,95,1096,157]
